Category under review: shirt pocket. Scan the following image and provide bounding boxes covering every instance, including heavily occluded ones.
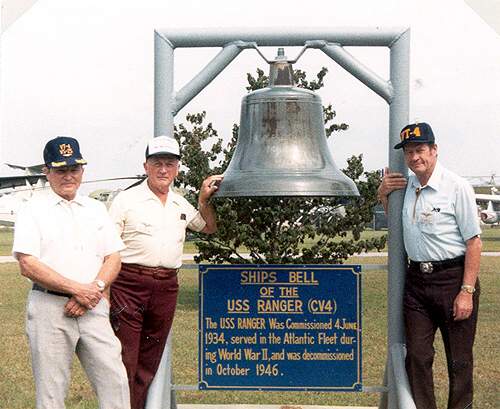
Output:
[419,201,452,234]
[166,210,189,244]
[80,217,107,257]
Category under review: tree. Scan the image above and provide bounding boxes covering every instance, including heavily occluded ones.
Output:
[174,67,386,264]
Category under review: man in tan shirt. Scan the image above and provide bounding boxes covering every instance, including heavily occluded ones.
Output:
[109,135,222,409]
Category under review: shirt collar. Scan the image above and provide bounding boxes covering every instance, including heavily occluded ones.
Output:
[409,161,443,192]
[139,179,159,201]
[141,178,181,206]
[47,189,86,207]
[426,161,443,191]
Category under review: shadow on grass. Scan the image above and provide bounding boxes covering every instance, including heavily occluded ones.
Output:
[176,287,198,311]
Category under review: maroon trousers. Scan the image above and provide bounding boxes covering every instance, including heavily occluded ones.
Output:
[110,264,179,409]
[404,263,479,409]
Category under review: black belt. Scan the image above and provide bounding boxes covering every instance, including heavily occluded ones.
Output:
[409,255,465,274]
[32,283,71,298]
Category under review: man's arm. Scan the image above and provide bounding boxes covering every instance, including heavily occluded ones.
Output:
[377,167,408,214]
[94,252,122,295]
[17,253,102,309]
[453,235,482,321]
[198,175,224,234]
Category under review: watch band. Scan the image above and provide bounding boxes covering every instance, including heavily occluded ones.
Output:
[94,279,106,292]
[460,284,475,294]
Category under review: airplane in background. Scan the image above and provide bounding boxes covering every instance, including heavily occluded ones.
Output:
[0,164,144,226]
[476,187,500,225]
[0,164,47,225]
[0,163,46,190]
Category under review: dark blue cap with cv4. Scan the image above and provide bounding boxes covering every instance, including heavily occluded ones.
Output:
[43,136,88,168]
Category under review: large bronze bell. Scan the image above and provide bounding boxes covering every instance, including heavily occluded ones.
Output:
[215,48,359,198]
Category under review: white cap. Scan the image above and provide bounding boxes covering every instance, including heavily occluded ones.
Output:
[146,135,180,158]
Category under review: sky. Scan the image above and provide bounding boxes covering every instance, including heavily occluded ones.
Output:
[0,0,499,193]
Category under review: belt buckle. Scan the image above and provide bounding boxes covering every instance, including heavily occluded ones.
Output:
[420,262,433,274]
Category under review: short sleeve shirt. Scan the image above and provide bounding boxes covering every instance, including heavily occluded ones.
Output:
[109,180,206,269]
[12,189,125,283]
[402,162,481,261]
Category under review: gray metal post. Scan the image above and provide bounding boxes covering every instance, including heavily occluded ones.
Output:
[154,31,174,137]
[155,27,408,47]
[147,30,175,409]
[382,28,413,409]
[390,344,417,408]
[147,335,174,409]
[173,41,255,115]
[320,43,393,103]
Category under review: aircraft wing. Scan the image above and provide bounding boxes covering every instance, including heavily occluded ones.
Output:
[475,194,500,203]
[5,163,45,175]
[0,175,46,190]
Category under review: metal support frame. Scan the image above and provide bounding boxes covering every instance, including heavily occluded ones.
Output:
[151,27,412,409]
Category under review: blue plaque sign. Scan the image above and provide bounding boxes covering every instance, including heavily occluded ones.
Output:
[199,264,362,391]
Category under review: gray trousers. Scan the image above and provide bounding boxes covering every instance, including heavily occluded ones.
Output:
[26,290,130,409]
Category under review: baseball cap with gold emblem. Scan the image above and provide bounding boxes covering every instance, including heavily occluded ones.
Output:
[394,122,435,149]
[43,136,88,168]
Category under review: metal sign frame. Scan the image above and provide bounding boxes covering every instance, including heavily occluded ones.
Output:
[150,27,413,409]
[198,264,362,391]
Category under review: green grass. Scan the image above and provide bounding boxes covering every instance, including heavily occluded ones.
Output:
[186,226,500,254]
[1,226,499,256]
[1,257,498,408]
[479,226,500,252]
[0,228,14,256]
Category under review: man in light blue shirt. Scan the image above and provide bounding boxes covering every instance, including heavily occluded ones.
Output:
[378,122,482,409]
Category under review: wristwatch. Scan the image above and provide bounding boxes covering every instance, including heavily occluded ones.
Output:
[460,284,475,294]
[95,279,106,292]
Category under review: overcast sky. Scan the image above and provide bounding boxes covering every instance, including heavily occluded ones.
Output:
[1,0,499,192]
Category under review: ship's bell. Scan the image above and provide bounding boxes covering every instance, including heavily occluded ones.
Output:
[215,48,359,198]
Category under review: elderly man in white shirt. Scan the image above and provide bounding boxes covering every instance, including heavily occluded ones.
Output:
[13,136,130,409]
[109,135,222,409]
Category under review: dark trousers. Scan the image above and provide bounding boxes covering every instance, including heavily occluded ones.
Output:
[404,264,480,409]
[110,265,179,409]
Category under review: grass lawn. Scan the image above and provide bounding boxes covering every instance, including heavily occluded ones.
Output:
[0,228,13,256]
[1,256,498,408]
[2,225,499,256]
[184,225,500,255]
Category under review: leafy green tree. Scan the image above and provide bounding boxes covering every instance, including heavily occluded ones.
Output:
[174,67,385,264]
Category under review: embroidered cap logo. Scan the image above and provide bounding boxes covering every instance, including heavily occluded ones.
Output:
[59,143,74,157]
[400,125,421,142]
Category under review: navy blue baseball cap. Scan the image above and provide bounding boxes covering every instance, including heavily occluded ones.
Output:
[394,122,435,149]
[43,136,87,168]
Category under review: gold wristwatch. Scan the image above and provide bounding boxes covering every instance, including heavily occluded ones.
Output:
[460,284,475,294]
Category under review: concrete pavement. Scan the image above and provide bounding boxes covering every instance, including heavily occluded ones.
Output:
[177,406,375,409]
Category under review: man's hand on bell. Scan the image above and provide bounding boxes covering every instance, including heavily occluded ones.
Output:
[199,175,224,204]
[73,283,103,309]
